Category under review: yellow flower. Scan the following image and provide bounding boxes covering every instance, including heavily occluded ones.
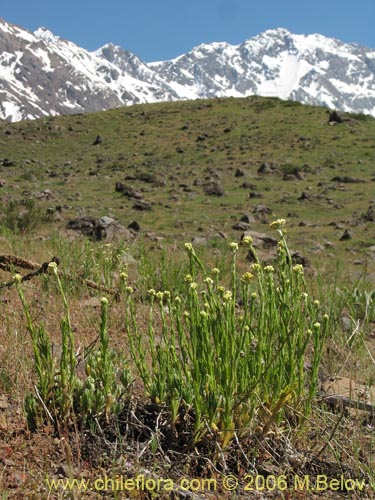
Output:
[229,242,239,251]
[241,272,254,283]
[250,263,261,273]
[47,261,58,275]
[270,219,286,230]
[13,273,22,284]
[184,274,193,283]
[293,264,304,274]
[211,268,220,275]
[264,265,275,273]
[242,235,253,246]
[101,297,108,305]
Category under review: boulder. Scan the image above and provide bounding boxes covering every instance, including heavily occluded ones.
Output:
[240,231,278,249]
[67,216,134,242]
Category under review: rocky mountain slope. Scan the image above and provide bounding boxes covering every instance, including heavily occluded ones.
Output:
[1,17,375,121]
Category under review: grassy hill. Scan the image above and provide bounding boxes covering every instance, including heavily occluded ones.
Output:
[0,95,375,277]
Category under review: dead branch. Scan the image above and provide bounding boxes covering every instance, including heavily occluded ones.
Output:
[0,254,118,295]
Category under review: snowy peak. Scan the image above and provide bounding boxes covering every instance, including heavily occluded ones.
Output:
[1,19,375,121]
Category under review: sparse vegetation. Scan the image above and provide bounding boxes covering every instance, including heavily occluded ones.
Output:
[1,96,375,498]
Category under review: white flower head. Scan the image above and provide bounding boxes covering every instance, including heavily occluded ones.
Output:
[293,264,304,274]
[184,243,193,252]
[229,242,239,252]
[241,272,254,284]
[242,235,253,246]
[47,261,58,275]
[270,219,286,230]
[264,265,275,274]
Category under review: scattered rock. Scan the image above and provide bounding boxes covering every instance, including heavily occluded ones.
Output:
[235,168,245,177]
[233,222,250,231]
[67,216,134,241]
[328,111,343,124]
[115,183,143,199]
[133,200,152,211]
[291,251,311,268]
[121,253,137,265]
[340,229,353,241]
[196,134,208,142]
[217,231,227,239]
[240,214,256,224]
[248,191,263,199]
[257,162,274,174]
[362,204,375,222]
[204,181,225,196]
[252,204,272,221]
[283,169,304,181]
[331,176,364,183]
[2,158,14,167]
[324,241,335,249]
[128,220,140,231]
[341,316,352,332]
[241,182,257,189]
[241,231,278,249]
[191,236,207,246]
[298,191,311,201]
[0,179,5,187]
[92,135,102,145]
[34,189,55,200]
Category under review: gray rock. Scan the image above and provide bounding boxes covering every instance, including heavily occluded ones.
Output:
[133,200,152,211]
[241,231,278,249]
[233,222,250,231]
[340,229,353,241]
[67,216,134,242]
[341,316,352,332]
[191,236,208,246]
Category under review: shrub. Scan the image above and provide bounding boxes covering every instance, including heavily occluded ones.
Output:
[126,220,329,450]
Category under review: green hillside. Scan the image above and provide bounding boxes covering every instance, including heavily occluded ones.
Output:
[1,96,374,277]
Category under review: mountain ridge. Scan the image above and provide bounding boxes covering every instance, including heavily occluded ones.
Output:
[1,17,375,121]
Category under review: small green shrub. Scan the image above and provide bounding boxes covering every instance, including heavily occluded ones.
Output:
[15,264,131,432]
[126,220,329,449]
[0,198,53,234]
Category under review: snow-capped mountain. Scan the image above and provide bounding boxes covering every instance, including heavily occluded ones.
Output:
[1,17,375,122]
